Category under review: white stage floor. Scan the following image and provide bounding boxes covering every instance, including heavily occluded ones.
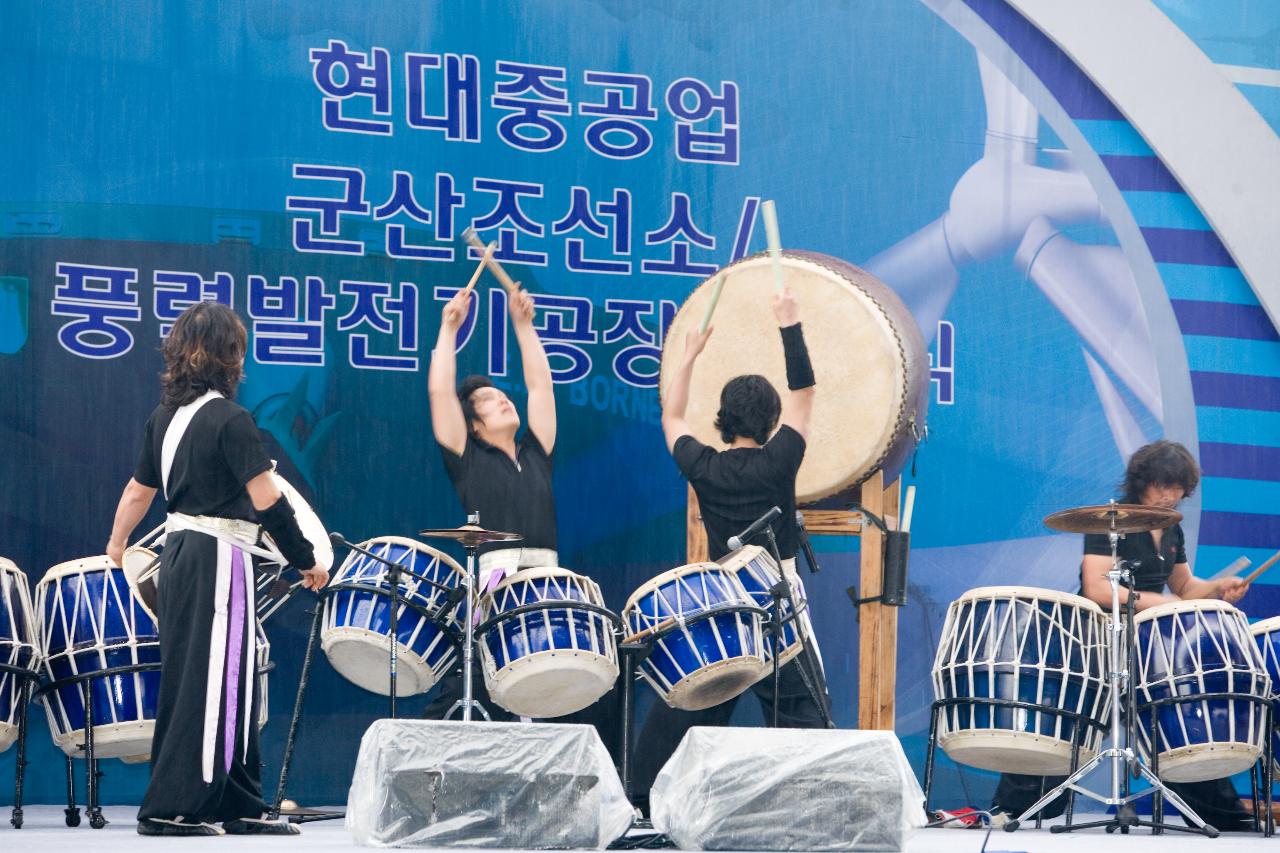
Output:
[0,806,1270,852]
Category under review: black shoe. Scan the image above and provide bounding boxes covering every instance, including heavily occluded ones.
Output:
[223,816,301,836]
[137,818,224,836]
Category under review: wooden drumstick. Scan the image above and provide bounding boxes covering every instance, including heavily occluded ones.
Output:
[1209,555,1250,580]
[462,241,496,295]
[462,227,521,294]
[1242,549,1280,585]
[901,485,916,534]
[698,271,726,334]
[760,200,785,293]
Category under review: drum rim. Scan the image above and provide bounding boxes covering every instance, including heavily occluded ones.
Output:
[339,535,466,577]
[39,555,117,584]
[1132,596,1245,623]
[658,249,927,500]
[717,544,775,572]
[487,565,593,591]
[952,585,1106,614]
[622,562,736,617]
[1251,615,1280,636]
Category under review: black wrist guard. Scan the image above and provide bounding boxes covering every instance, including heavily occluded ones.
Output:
[780,323,815,390]
[258,495,316,570]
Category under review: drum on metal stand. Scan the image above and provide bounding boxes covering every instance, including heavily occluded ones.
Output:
[321,536,465,696]
[35,556,162,760]
[0,557,38,754]
[622,563,766,711]
[1133,599,1271,783]
[931,586,1111,775]
[477,567,619,718]
[719,546,814,674]
[1252,615,1280,772]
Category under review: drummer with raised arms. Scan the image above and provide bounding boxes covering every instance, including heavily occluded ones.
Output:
[426,277,557,721]
[631,282,828,808]
[425,273,619,744]
[106,301,327,837]
[990,440,1253,830]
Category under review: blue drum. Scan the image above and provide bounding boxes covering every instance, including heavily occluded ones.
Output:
[322,536,464,696]
[932,586,1111,775]
[478,567,617,718]
[1251,615,1280,771]
[36,556,162,760]
[1,557,39,754]
[623,563,765,711]
[720,546,813,671]
[1133,599,1270,783]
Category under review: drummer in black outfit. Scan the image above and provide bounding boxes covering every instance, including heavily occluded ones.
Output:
[632,285,828,805]
[425,284,557,720]
[424,285,617,745]
[105,302,327,837]
[991,440,1253,830]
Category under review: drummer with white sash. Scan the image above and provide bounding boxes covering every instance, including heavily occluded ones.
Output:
[989,441,1253,830]
[632,285,827,807]
[105,301,327,838]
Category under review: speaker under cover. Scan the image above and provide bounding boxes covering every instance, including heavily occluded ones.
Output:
[347,720,634,848]
[650,727,924,851]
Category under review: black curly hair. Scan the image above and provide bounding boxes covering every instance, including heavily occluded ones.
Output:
[1119,440,1200,503]
[160,301,246,410]
[714,375,781,445]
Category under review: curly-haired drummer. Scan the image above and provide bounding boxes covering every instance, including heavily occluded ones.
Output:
[990,440,1253,830]
[106,301,327,837]
[632,286,828,805]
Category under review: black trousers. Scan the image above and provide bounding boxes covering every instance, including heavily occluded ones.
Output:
[631,654,828,808]
[993,772,1254,831]
[138,532,267,823]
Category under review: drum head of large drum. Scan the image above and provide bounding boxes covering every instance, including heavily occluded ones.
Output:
[660,251,928,503]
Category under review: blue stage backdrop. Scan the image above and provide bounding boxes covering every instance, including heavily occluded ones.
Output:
[2,0,1278,808]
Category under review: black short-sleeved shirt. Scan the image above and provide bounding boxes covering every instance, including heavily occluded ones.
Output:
[1081,522,1187,594]
[133,398,273,522]
[439,432,556,554]
[674,425,806,561]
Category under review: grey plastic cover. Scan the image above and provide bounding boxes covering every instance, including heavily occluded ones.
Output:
[347,719,634,848]
[651,727,925,851]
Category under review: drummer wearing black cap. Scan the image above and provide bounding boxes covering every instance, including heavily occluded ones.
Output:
[631,285,829,807]
[990,440,1254,830]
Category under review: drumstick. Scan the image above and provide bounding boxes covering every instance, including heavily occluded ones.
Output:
[462,227,521,294]
[760,200,785,293]
[698,271,726,334]
[461,241,496,295]
[1209,555,1251,580]
[1242,549,1280,585]
[901,485,916,534]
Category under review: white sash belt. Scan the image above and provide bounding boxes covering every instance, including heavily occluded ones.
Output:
[165,512,285,565]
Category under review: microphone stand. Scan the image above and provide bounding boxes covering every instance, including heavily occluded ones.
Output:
[728,509,834,729]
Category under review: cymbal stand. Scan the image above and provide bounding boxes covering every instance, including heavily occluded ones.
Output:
[1005,500,1217,837]
[446,512,491,722]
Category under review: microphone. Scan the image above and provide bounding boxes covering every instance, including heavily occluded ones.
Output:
[795,511,821,574]
[727,506,782,552]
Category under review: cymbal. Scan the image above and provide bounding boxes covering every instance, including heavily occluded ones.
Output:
[1044,504,1182,535]
[418,524,523,547]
